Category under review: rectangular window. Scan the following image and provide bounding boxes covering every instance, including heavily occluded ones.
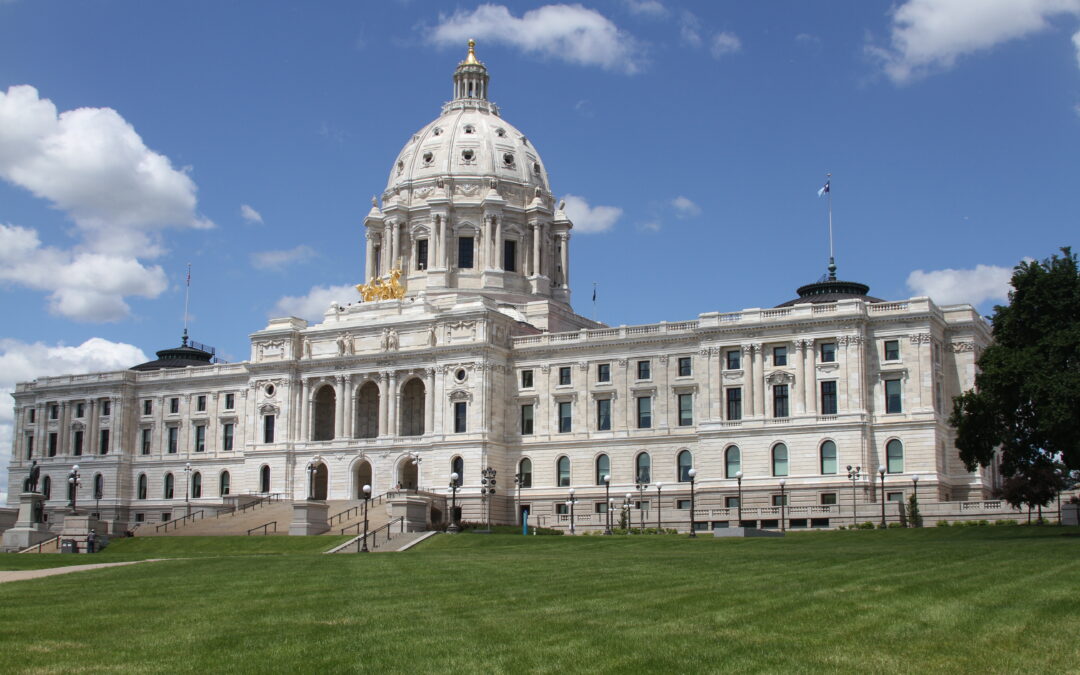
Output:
[637,360,651,380]
[141,428,151,455]
[821,381,838,415]
[25,434,34,459]
[49,404,59,420]
[594,502,608,514]
[596,398,611,431]
[454,402,467,433]
[884,339,900,361]
[726,350,741,370]
[772,494,788,507]
[28,408,36,424]
[169,398,179,414]
[99,429,109,455]
[74,430,84,456]
[142,399,152,416]
[558,401,572,433]
[555,503,569,515]
[223,423,234,451]
[520,404,534,435]
[773,346,788,366]
[263,415,276,443]
[102,400,111,416]
[597,363,611,383]
[558,366,571,386]
[678,393,693,426]
[457,236,474,269]
[725,496,740,508]
[885,379,903,413]
[820,493,838,505]
[417,239,429,270]
[196,395,206,412]
[773,385,789,418]
[521,370,534,388]
[820,342,836,363]
[48,432,58,457]
[194,425,206,452]
[76,403,85,418]
[678,357,692,377]
[167,427,178,454]
[224,393,235,410]
[676,499,691,510]
[503,239,516,272]
[887,491,904,502]
[726,388,742,420]
[636,396,652,429]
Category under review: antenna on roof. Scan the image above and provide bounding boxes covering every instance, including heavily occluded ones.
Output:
[182,263,191,346]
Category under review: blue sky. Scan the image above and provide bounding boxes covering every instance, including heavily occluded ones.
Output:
[2,0,1079,493]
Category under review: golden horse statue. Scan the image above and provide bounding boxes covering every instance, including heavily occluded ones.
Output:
[356,266,405,302]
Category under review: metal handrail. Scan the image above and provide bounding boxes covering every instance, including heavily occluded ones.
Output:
[246,520,278,536]
[19,536,60,554]
[328,506,360,525]
[354,516,405,552]
[155,509,204,533]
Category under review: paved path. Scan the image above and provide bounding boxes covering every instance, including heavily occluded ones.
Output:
[0,559,166,584]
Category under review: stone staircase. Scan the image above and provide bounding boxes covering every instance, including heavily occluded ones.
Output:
[139,499,294,536]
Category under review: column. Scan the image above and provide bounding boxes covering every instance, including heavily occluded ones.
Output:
[751,343,764,417]
[365,234,376,282]
[838,337,850,413]
[442,217,451,268]
[704,348,719,421]
[494,216,503,269]
[299,378,311,442]
[742,344,755,419]
[378,372,389,437]
[59,401,70,455]
[531,223,540,276]
[88,399,99,455]
[388,372,399,437]
[558,233,570,287]
[343,377,354,438]
[850,336,866,411]
[804,341,817,416]
[619,359,631,431]
[424,369,435,434]
[794,341,806,416]
[334,375,346,439]
[390,220,400,268]
[209,392,219,453]
[657,356,669,429]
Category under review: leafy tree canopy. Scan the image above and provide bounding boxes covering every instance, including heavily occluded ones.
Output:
[950,247,1080,475]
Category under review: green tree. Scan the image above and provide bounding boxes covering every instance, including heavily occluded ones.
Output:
[950,248,1080,486]
[996,457,1068,523]
[907,493,922,528]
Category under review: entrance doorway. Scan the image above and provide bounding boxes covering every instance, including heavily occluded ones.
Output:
[354,460,373,499]
[312,463,329,500]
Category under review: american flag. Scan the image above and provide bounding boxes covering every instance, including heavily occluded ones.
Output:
[817,181,830,197]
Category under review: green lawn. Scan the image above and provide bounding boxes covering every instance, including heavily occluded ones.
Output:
[1,528,1077,673]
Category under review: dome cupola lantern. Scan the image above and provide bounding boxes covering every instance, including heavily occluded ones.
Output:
[453,39,490,102]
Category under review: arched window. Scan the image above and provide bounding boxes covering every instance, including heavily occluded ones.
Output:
[355,381,380,439]
[312,385,336,441]
[886,439,904,474]
[557,456,571,487]
[400,379,426,436]
[451,456,464,486]
[518,458,532,488]
[93,474,104,500]
[772,443,789,477]
[596,454,610,485]
[259,465,271,493]
[725,446,741,479]
[677,450,693,482]
[164,472,174,499]
[820,440,837,475]
[635,453,651,484]
[191,472,202,499]
[42,475,52,500]
[137,474,146,500]
[219,471,231,496]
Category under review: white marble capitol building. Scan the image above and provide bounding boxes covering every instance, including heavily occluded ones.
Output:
[6,43,993,533]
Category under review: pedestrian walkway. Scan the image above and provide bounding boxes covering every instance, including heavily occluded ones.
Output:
[0,559,166,584]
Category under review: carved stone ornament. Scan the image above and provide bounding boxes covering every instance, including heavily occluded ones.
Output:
[909,333,932,344]
[577,361,589,371]
[448,389,473,403]
[837,336,850,346]
[258,402,280,415]
[658,355,669,365]
[456,183,480,197]
[699,347,713,357]
[949,341,975,353]
[765,370,795,385]
[722,370,744,381]
[617,358,628,367]
[539,364,551,374]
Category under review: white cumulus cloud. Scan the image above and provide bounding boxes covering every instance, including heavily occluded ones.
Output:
[240,204,264,224]
[429,4,646,74]
[273,283,360,322]
[906,263,1013,306]
[624,0,666,17]
[711,31,742,57]
[251,245,316,271]
[870,0,1080,83]
[671,195,701,218]
[0,337,148,501]
[560,194,622,233]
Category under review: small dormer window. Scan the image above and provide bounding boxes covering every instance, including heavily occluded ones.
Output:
[422,151,434,165]
[432,127,443,136]
[396,160,404,175]
[463,124,475,134]
[461,149,475,163]
[503,153,515,168]
[495,127,506,137]
[533,161,541,174]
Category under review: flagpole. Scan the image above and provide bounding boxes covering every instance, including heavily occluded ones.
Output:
[592,282,598,323]
[826,172,835,279]
[183,263,191,345]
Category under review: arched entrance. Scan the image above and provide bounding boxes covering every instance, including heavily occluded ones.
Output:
[400,379,425,436]
[313,385,336,441]
[312,462,328,500]
[355,381,379,439]
[398,458,418,490]
[354,460,373,498]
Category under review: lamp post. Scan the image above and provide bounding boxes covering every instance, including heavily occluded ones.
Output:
[360,484,371,552]
[624,492,633,533]
[184,462,192,518]
[846,465,861,526]
[306,461,316,500]
[568,487,576,535]
[67,465,81,514]
[514,471,524,526]
[688,468,697,537]
[735,470,743,526]
[635,477,648,531]
[481,466,497,532]
[406,452,422,491]
[448,471,460,533]
[94,476,102,520]
[912,475,920,528]
[603,474,612,535]
[878,465,887,528]
[779,479,787,532]
[655,482,663,530]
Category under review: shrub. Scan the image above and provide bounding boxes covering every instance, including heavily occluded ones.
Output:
[859,521,875,530]
[994,519,1018,526]
[887,522,903,529]
[937,520,951,527]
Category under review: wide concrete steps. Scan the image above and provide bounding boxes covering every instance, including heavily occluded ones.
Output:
[141,501,294,536]
[325,500,392,536]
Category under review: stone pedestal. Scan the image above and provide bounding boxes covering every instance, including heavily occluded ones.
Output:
[389,494,431,532]
[1063,504,1079,526]
[712,526,785,538]
[60,514,108,553]
[1,493,53,552]
[289,500,329,535]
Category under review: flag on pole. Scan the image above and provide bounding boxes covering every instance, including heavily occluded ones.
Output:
[817,180,830,197]
[592,285,597,302]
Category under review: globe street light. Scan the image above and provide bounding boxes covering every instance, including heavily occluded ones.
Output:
[448,471,460,533]
[847,465,861,526]
[779,479,787,532]
[624,492,633,533]
[635,477,648,531]
[568,487,576,535]
[655,482,663,530]
[480,466,497,532]
[912,475,920,528]
[67,465,81,514]
[184,462,192,518]
[603,474,612,535]
[688,468,698,538]
[878,465,887,528]
[735,470,744,526]
[360,484,372,552]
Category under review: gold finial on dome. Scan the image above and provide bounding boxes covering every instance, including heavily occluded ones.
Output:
[464,39,480,65]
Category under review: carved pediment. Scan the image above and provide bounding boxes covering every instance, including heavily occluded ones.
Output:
[448,389,473,403]
[765,370,795,385]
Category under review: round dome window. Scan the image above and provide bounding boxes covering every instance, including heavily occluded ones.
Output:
[423,151,433,164]
[503,153,515,167]
[265,384,275,397]
[461,149,475,162]
[455,368,467,383]
[432,127,443,136]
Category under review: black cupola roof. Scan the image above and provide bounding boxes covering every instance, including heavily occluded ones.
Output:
[130,333,215,371]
